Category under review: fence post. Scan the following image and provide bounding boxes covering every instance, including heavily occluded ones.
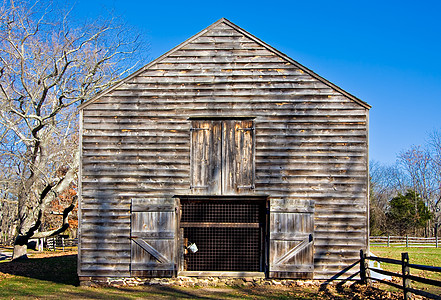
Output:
[436,224,439,248]
[360,250,366,284]
[402,252,410,300]
[406,235,409,248]
[387,235,390,247]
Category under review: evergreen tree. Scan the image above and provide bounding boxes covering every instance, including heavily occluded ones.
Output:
[387,190,432,235]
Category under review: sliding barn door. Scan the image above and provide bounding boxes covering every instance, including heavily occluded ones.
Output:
[130,202,177,277]
[269,200,314,279]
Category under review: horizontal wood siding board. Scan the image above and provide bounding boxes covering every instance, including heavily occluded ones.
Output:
[83,251,130,263]
[118,80,333,89]
[80,250,130,257]
[131,270,174,278]
[79,271,131,277]
[88,97,361,106]
[270,265,314,272]
[130,231,175,239]
[83,106,364,114]
[131,263,175,270]
[79,21,368,279]
[269,272,313,279]
[131,204,175,212]
[81,257,131,264]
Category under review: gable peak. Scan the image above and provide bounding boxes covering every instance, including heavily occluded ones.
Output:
[79,18,370,110]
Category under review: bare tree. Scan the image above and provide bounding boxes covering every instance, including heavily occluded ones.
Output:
[399,146,432,199]
[369,160,406,235]
[398,144,439,235]
[370,131,441,237]
[0,0,144,259]
[428,130,441,237]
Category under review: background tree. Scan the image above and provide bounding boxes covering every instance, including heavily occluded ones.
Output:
[369,128,441,237]
[428,130,441,238]
[386,190,432,235]
[398,145,436,235]
[0,0,145,259]
[369,161,405,235]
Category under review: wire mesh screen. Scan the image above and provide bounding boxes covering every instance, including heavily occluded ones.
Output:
[181,201,261,223]
[181,199,266,272]
[184,227,260,271]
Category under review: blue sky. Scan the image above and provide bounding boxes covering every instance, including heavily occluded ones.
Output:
[73,0,441,165]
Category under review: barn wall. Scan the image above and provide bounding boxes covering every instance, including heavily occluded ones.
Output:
[79,21,368,279]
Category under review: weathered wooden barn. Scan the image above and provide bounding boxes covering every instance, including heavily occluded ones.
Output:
[78,18,370,282]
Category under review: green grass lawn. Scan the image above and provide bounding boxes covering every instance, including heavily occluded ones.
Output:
[1,247,438,299]
[0,250,401,299]
[370,246,441,296]
[0,276,323,300]
[0,270,326,300]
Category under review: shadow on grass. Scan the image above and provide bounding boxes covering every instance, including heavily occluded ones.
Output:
[316,261,400,300]
[113,285,320,300]
[0,254,311,299]
[0,254,79,286]
[0,253,401,299]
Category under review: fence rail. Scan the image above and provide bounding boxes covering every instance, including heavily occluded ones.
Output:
[370,236,440,248]
[360,250,441,300]
[45,236,77,251]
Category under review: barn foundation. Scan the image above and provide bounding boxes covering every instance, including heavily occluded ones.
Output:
[79,275,323,288]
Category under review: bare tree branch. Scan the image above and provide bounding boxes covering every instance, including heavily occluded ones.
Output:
[0,0,146,257]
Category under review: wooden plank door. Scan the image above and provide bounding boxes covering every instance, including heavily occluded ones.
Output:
[222,120,255,194]
[190,121,222,194]
[269,200,314,279]
[191,119,254,195]
[130,202,176,277]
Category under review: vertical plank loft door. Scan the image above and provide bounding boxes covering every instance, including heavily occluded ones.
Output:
[222,120,255,194]
[190,121,222,195]
[191,119,254,195]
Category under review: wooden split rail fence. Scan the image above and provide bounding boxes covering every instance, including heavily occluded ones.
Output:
[360,250,441,300]
[370,236,440,248]
[46,236,78,251]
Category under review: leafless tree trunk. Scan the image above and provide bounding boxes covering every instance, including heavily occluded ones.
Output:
[0,0,144,259]
[429,130,441,236]
[369,160,406,235]
[398,141,441,236]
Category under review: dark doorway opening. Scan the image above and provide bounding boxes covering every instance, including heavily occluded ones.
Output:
[180,198,267,272]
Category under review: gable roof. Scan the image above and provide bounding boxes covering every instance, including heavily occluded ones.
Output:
[79,18,371,110]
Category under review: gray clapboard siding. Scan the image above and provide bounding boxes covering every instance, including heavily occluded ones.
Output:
[78,18,369,280]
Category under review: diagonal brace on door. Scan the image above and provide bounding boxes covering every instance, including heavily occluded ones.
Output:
[275,234,313,265]
[132,238,170,264]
